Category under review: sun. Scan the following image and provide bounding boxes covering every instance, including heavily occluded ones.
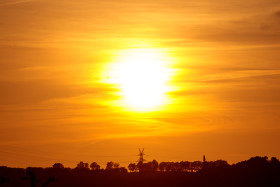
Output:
[106,48,173,111]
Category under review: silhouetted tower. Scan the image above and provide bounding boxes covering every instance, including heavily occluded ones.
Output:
[137,148,145,163]
[203,155,206,162]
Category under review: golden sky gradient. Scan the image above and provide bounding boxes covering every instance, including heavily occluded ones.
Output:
[1,0,280,168]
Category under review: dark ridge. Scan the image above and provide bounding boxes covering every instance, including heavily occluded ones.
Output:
[0,156,280,187]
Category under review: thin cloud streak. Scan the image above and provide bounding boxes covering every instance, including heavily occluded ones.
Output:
[0,0,34,6]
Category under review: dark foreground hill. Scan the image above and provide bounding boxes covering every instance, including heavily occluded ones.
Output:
[1,156,280,187]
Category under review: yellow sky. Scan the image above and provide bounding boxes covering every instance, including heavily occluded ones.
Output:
[1,0,280,168]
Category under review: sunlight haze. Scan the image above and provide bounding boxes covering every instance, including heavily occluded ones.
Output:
[0,0,280,168]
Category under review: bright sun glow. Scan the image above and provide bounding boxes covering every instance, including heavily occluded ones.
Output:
[106,48,173,111]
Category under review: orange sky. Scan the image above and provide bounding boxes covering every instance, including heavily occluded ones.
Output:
[1,0,280,168]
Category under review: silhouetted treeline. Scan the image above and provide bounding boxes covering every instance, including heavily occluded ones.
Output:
[1,156,280,187]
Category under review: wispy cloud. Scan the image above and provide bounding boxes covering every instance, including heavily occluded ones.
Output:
[0,0,34,7]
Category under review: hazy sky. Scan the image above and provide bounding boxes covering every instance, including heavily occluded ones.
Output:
[1,0,280,168]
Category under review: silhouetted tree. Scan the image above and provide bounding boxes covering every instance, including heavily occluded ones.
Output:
[119,167,128,173]
[170,162,181,172]
[113,162,120,169]
[75,161,89,170]
[1,155,280,187]
[136,161,143,172]
[165,162,172,172]
[234,156,269,171]
[191,161,202,172]
[128,163,136,172]
[140,160,159,172]
[90,162,100,171]
[151,160,159,172]
[159,162,176,172]
[52,163,64,169]
[158,161,204,172]
[213,160,229,168]
[180,161,191,172]
[106,161,114,170]
[270,157,280,165]
[106,161,119,170]
[159,162,166,172]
